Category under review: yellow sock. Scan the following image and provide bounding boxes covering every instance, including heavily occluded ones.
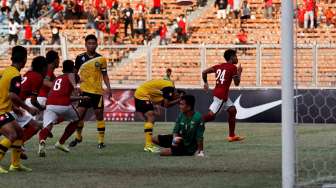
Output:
[0,137,12,161]
[97,120,105,144]
[75,121,84,141]
[144,122,154,147]
[11,140,22,167]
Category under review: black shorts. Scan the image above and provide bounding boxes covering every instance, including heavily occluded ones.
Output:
[157,134,194,156]
[134,98,154,114]
[0,112,15,128]
[78,92,104,109]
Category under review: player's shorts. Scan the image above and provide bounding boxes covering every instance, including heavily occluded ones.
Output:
[209,96,234,114]
[0,112,15,128]
[78,92,104,109]
[25,97,46,121]
[157,134,194,156]
[10,109,33,128]
[43,105,79,128]
[134,98,154,114]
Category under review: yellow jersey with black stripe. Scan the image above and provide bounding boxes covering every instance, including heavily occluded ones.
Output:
[0,66,21,115]
[134,80,175,104]
[77,56,107,95]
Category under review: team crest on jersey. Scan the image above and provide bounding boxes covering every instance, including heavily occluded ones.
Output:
[16,82,21,88]
[81,56,86,61]
[0,115,4,121]
[95,62,101,67]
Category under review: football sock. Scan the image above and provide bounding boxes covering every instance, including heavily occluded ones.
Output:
[0,137,11,161]
[202,113,215,122]
[23,124,39,142]
[59,121,78,144]
[39,128,51,142]
[75,121,84,141]
[227,107,237,137]
[144,122,154,147]
[97,120,105,144]
[11,140,23,167]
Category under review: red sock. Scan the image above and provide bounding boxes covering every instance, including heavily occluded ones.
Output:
[39,128,51,142]
[202,113,215,122]
[59,121,79,144]
[227,107,237,137]
[23,124,39,142]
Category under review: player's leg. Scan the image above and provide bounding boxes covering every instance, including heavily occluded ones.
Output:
[56,105,80,152]
[68,106,87,147]
[38,107,58,157]
[143,110,158,152]
[92,94,105,149]
[225,99,244,142]
[202,96,223,122]
[22,119,42,142]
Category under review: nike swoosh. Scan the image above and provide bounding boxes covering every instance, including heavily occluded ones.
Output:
[234,95,301,119]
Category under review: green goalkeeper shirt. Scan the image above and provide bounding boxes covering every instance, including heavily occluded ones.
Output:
[173,111,205,154]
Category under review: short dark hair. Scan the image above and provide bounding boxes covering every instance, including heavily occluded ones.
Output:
[181,94,195,111]
[85,34,97,42]
[166,68,172,73]
[62,60,75,73]
[46,50,59,64]
[11,45,27,63]
[32,56,47,73]
[224,49,236,62]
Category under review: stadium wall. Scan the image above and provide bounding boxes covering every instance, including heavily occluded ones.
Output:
[99,89,335,123]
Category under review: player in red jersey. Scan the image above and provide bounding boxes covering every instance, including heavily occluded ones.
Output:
[201,49,244,142]
[12,56,47,141]
[37,50,60,109]
[38,60,87,157]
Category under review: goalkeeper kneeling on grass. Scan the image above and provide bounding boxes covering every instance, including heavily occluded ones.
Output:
[152,94,205,157]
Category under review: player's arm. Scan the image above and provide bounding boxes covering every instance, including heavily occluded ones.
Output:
[30,77,45,111]
[42,75,53,88]
[233,64,243,86]
[202,66,215,92]
[161,87,180,108]
[9,76,39,115]
[102,71,112,98]
[30,94,44,111]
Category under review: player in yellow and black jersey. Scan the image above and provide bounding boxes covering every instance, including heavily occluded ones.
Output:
[0,46,39,173]
[134,79,185,152]
[65,35,112,149]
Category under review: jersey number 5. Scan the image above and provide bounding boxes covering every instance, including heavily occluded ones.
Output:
[216,69,226,84]
[53,78,62,91]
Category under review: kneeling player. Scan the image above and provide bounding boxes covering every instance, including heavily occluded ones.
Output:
[134,79,183,152]
[202,49,244,142]
[38,60,86,157]
[152,95,205,156]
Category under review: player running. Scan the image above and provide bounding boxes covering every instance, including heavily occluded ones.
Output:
[67,34,112,149]
[134,79,183,152]
[0,46,38,173]
[38,60,87,157]
[201,49,244,142]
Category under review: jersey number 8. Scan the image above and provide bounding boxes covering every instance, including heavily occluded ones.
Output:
[53,78,63,91]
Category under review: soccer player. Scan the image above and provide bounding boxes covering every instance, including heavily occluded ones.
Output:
[201,49,244,142]
[0,46,38,173]
[37,50,60,109]
[68,34,112,149]
[38,60,87,157]
[13,56,47,143]
[134,79,183,152]
[152,94,205,156]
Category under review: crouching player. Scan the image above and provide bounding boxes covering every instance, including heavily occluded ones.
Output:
[152,95,205,156]
[38,60,87,157]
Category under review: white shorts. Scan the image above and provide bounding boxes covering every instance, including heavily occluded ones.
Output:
[25,97,46,121]
[209,96,234,114]
[43,105,79,128]
[10,109,33,128]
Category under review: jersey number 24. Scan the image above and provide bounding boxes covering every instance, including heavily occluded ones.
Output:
[216,69,226,84]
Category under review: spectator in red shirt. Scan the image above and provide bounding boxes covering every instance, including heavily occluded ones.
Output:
[236,28,247,44]
[24,19,32,44]
[136,0,146,15]
[51,0,64,23]
[325,6,335,26]
[159,22,168,45]
[304,0,315,29]
[151,0,161,14]
[264,0,272,19]
[74,0,84,19]
[176,14,187,43]
[297,4,305,28]
[109,18,119,44]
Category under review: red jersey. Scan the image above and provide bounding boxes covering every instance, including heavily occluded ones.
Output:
[39,69,56,97]
[19,71,44,100]
[47,74,74,106]
[212,63,238,101]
